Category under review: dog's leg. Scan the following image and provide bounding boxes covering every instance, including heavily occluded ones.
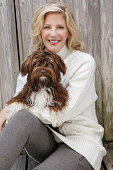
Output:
[49,83,68,112]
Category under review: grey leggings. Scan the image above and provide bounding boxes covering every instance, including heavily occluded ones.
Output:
[0,109,93,170]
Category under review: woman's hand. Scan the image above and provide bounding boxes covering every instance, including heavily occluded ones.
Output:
[0,109,6,133]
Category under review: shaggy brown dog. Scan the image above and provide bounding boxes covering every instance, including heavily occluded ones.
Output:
[6,50,68,113]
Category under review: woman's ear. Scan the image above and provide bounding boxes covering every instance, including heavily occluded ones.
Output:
[20,56,31,76]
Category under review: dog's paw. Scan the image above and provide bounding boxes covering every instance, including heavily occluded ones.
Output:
[5,103,24,121]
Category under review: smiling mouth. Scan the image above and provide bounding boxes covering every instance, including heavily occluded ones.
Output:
[48,40,60,45]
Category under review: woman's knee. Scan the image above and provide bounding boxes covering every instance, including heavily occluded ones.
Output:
[12,109,32,124]
[2,110,33,140]
[12,109,44,132]
[13,109,33,120]
[7,109,38,130]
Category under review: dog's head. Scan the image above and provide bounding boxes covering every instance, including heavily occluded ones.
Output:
[20,50,66,88]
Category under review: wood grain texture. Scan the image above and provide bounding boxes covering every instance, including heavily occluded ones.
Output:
[0,0,19,108]
[14,0,24,66]
[87,0,103,126]
[66,1,104,126]
[19,0,33,61]
[0,0,113,169]
[100,165,105,170]
[0,78,2,110]
[0,0,113,143]
[100,0,113,141]
[33,0,46,12]
[103,149,113,170]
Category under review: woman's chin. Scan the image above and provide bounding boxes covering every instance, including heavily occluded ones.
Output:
[46,45,63,53]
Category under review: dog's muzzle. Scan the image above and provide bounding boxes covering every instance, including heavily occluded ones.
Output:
[30,67,56,87]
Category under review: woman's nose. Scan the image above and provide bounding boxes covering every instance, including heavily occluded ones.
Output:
[50,28,57,36]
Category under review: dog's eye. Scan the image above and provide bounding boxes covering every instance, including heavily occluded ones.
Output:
[33,62,37,67]
[43,62,48,67]
[45,63,48,67]
[51,63,54,69]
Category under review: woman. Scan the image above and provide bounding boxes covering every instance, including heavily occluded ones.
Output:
[0,2,106,170]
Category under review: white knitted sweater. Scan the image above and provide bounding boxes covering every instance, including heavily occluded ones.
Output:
[14,45,106,170]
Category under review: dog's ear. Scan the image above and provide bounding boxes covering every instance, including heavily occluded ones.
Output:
[56,55,66,75]
[20,55,32,76]
[45,51,67,75]
[20,51,39,76]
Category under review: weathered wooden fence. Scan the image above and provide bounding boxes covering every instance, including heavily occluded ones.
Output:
[0,0,113,169]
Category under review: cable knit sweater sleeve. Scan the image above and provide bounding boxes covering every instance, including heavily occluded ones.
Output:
[65,54,96,113]
[14,74,27,97]
[36,52,98,127]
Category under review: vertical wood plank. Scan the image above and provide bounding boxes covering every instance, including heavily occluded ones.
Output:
[87,0,103,126]
[0,78,2,110]
[73,0,88,53]
[100,165,105,170]
[14,0,24,65]
[33,0,46,12]
[103,150,113,170]
[100,0,113,141]
[0,0,19,107]
[60,0,74,11]
[47,0,60,2]
[18,0,33,61]
[15,0,46,63]
[91,0,103,126]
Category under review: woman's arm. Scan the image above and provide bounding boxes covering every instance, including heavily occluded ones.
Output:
[0,109,6,132]
[4,74,27,121]
[14,74,27,96]
[37,56,97,127]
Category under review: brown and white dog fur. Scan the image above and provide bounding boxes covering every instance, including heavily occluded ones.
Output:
[5,50,68,123]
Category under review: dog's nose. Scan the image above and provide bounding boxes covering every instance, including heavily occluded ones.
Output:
[40,70,46,73]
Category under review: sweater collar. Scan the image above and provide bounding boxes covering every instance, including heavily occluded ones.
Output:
[57,45,72,59]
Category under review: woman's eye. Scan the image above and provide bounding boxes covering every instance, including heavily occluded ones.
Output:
[43,26,50,29]
[43,26,64,29]
[57,26,64,29]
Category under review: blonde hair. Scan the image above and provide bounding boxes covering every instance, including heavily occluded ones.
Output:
[31,2,85,52]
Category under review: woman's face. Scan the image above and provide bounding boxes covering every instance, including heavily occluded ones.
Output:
[41,13,69,53]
